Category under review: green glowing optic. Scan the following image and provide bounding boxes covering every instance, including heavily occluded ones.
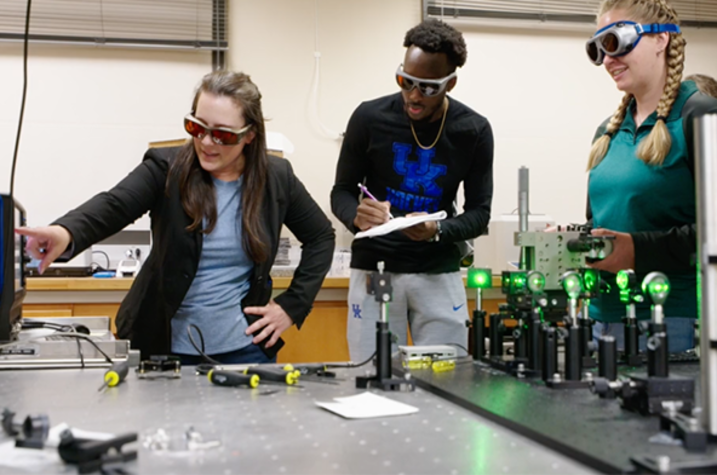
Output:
[561,271,583,299]
[467,268,492,289]
[616,271,629,290]
[527,271,545,293]
[583,269,598,291]
[648,281,670,295]
[642,272,671,305]
[616,269,635,291]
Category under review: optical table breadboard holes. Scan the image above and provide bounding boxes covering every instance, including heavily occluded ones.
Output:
[0,367,594,474]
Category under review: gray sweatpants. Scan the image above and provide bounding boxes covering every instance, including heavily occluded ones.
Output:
[346,269,469,362]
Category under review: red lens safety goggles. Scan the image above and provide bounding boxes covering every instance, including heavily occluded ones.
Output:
[184,114,252,146]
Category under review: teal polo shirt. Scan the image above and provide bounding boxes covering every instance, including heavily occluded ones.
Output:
[588,81,698,323]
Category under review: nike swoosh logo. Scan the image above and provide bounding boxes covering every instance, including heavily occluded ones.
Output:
[453,304,465,311]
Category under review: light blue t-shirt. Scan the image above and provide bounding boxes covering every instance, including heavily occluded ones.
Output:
[171,176,254,354]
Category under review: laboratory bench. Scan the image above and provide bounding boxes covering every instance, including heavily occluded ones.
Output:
[23,276,505,364]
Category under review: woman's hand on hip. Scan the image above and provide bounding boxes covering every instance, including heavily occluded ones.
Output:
[244,300,293,348]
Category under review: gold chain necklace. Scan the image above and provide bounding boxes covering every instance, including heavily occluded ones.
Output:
[410,98,449,150]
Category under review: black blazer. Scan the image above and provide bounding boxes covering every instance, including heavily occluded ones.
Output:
[54,146,335,357]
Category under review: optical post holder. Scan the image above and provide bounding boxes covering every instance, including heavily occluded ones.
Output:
[356,262,415,391]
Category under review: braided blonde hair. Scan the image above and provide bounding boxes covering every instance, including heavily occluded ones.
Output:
[587,0,686,171]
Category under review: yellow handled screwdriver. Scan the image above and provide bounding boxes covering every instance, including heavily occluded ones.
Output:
[245,367,300,386]
[208,369,260,389]
[97,360,129,392]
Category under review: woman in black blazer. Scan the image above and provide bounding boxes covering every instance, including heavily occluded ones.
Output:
[18,71,335,363]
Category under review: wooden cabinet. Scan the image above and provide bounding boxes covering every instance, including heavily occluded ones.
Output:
[25,276,505,363]
[277,301,349,363]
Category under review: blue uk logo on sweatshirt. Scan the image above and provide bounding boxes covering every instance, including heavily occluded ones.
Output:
[386,142,445,213]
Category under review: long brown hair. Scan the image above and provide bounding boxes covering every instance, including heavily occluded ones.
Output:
[587,0,685,170]
[169,71,269,262]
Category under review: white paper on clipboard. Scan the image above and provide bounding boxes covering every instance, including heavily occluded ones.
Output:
[354,211,447,239]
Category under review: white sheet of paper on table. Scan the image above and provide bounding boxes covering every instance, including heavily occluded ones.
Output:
[354,211,447,239]
[315,392,419,419]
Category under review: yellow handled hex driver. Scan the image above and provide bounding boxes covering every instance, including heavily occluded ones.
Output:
[245,367,300,386]
[208,369,260,388]
[98,360,130,392]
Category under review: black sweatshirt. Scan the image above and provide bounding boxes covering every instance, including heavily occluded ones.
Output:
[331,93,494,274]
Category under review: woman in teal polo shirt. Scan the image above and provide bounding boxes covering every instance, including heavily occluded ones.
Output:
[585,0,717,352]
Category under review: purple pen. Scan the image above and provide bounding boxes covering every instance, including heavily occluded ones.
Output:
[357,183,394,219]
[357,183,379,202]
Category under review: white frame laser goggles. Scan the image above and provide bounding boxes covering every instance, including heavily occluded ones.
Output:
[586,21,681,66]
[395,64,457,97]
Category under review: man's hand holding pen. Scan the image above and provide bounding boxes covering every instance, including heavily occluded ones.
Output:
[354,198,392,231]
[355,182,393,230]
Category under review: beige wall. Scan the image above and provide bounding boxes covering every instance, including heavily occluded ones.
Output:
[0,45,211,228]
[1,1,715,241]
[228,0,421,246]
[229,0,717,248]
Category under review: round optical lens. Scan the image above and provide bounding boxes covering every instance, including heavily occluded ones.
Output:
[601,32,620,53]
[212,130,240,146]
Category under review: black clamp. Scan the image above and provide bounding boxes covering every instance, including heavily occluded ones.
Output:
[289,363,337,378]
[58,429,137,474]
[136,355,181,380]
[1,408,50,449]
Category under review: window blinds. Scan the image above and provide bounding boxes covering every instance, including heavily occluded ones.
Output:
[424,1,717,28]
[0,0,227,50]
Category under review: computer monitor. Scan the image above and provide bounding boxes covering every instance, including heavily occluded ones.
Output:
[0,194,26,342]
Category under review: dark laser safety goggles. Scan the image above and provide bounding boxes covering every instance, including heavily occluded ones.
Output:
[395,65,457,97]
[183,114,252,146]
[586,21,681,66]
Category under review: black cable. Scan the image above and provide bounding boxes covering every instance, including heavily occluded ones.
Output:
[55,333,113,364]
[22,321,82,333]
[9,0,32,197]
[0,331,113,364]
[338,351,376,368]
[187,324,221,366]
[186,323,377,373]
[22,321,88,368]
[76,337,85,369]
[92,250,111,270]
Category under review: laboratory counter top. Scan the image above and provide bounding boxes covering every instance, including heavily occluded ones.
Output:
[22,275,505,363]
[26,275,504,292]
[26,277,350,291]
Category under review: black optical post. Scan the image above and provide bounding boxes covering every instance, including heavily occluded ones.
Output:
[578,269,599,369]
[466,268,491,361]
[616,269,643,366]
[545,271,589,389]
[356,262,414,392]
[564,272,582,382]
[525,272,547,372]
[482,270,547,377]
